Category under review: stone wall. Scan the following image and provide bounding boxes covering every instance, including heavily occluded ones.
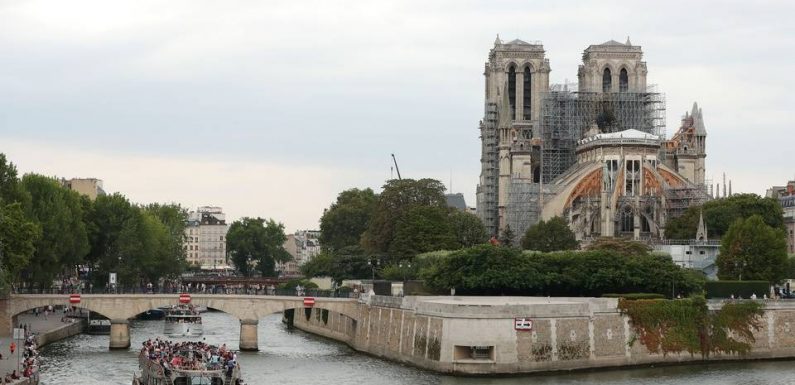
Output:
[292,296,795,375]
[35,320,85,348]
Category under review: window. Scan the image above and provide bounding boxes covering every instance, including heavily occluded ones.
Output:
[619,68,628,92]
[625,160,641,196]
[602,68,612,92]
[620,206,634,233]
[523,66,532,120]
[508,65,516,119]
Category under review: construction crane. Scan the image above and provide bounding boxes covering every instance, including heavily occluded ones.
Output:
[391,153,402,180]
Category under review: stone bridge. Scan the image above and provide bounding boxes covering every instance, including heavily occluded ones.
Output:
[0,294,359,350]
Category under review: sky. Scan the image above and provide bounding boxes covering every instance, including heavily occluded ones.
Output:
[1,0,793,232]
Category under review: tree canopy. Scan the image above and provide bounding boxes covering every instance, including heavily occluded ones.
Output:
[226,217,291,277]
[665,194,784,240]
[319,188,376,252]
[362,178,447,257]
[521,216,579,252]
[20,174,90,288]
[717,214,788,283]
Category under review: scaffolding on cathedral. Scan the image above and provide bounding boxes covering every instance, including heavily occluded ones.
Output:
[664,184,711,219]
[539,86,666,184]
[477,102,500,236]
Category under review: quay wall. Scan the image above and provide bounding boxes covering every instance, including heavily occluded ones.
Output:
[293,296,795,375]
[35,320,85,348]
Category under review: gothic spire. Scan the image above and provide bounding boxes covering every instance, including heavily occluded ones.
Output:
[696,210,708,241]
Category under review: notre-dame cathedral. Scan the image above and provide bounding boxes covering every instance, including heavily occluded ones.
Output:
[475,37,710,241]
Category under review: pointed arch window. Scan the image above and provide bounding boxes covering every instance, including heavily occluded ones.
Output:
[602,68,612,92]
[619,68,629,92]
[522,67,532,120]
[508,65,516,119]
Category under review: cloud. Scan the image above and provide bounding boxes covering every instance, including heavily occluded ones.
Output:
[1,0,794,228]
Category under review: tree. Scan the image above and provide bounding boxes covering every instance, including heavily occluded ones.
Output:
[388,206,458,259]
[20,174,90,288]
[300,245,371,285]
[585,237,651,257]
[0,154,25,205]
[362,178,447,258]
[448,211,488,247]
[665,194,784,240]
[499,225,515,247]
[717,215,788,283]
[0,202,41,290]
[85,193,137,288]
[142,203,188,277]
[226,217,291,277]
[319,188,377,253]
[521,216,579,252]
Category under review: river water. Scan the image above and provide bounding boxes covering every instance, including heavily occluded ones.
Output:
[38,311,795,385]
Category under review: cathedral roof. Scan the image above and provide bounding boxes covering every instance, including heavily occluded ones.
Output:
[506,39,531,45]
[585,129,659,141]
[600,39,627,46]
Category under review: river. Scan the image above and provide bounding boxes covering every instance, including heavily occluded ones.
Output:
[38,311,795,385]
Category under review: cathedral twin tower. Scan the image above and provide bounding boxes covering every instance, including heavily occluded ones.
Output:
[476,37,708,242]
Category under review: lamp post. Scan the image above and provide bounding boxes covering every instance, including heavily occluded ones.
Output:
[367,258,379,282]
[399,261,412,283]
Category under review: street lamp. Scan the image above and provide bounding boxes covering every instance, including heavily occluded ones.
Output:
[399,261,412,283]
[367,258,379,282]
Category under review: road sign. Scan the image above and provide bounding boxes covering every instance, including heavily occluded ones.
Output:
[303,297,315,307]
[109,272,117,285]
[514,318,533,331]
[69,293,81,304]
[179,293,191,304]
[12,328,24,340]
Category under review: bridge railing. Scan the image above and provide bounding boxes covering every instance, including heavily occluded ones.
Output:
[12,286,358,298]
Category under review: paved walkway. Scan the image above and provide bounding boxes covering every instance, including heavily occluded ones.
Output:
[0,310,75,378]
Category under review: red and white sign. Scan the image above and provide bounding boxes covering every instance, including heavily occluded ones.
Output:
[514,318,533,331]
[179,293,191,304]
[303,297,315,308]
[69,293,81,304]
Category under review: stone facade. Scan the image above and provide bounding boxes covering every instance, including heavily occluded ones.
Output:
[184,206,229,269]
[766,181,795,254]
[476,38,709,241]
[293,296,795,375]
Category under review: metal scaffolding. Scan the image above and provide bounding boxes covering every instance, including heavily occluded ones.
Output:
[664,184,711,219]
[476,102,500,236]
[539,87,666,183]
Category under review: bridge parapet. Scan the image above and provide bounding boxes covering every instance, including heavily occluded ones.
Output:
[0,294,359,344]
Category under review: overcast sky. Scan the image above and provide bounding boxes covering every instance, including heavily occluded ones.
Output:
[1,0,793,232]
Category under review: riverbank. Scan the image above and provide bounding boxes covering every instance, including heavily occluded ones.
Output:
[0,312,84,384]
[292,295,795,375]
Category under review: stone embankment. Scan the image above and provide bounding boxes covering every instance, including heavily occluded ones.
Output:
[292,295,795,375]
[1,311,85,385]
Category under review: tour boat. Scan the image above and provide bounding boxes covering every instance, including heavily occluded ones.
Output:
[163,304,203,337]
[133,340,244,385]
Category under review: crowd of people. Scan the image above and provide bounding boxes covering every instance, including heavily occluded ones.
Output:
[1,332,39,384]
[140,338,242,381]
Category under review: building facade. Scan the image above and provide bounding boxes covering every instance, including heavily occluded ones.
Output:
[61,178,105,200]
[278,230,321,277]
[476,38,710,241]
[766,181,795,254]
[184,206,229,269]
